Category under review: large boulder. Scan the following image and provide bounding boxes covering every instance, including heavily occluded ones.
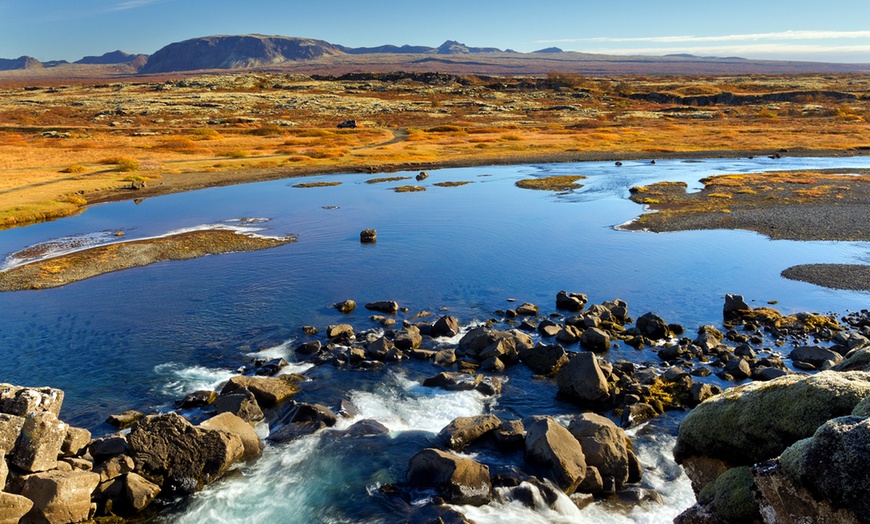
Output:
[524,417,586,493]
[61,427,91,457]
[754,462,862,524]
[675,372,870,468]
[568,413,640,489]
[213,388,265,422]
[635,312,669,340]
[124,472,162,514]
[579,327,610,352]
[556,291,586,312]
[431,316,460,338]
[199,412,263,460]
[11,412,68,473]
[219,375,301,408]
[555,352,610,404]
[519,343,568,375]
[19,470,100,524]
[789,346,842,370]
[127,412,244,494]
[0,492,33,524]
[778,415,870,519]
[394,325,423,351]
[406,448,492,506]
[0,385,64,417]
[438,415,501,450]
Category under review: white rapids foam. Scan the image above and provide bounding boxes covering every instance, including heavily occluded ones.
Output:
[152,363,238,397]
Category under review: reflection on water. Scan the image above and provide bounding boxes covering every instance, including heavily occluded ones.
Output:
[2,156,870,522]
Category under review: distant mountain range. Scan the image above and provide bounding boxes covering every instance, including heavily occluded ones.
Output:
[2,34,868,76]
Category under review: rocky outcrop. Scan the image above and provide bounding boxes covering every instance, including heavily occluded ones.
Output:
[127,412,244,495]
[199,412,263,460]
[567,413,641,490]
[406,448,492,505]
[674,371,870,470]
[219,375,301,408]
[11,412,68,473]
[0,491,33,523]
[19,470,100,524]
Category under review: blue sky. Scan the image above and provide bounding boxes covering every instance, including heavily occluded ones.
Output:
[1,0,869,63]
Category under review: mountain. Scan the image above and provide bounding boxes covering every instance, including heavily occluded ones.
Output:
[75,50,147,65]
[0,56,43,71]
[138,34,342,74]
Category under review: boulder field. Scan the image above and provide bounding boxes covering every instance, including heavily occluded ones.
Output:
[2,292,870,523]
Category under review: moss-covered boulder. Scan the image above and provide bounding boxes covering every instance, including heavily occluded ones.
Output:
[696,466,760,524]
[778,416,870,520]
[674,371,870,468]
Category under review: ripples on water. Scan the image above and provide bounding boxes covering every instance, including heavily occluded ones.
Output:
[2,157,870,522]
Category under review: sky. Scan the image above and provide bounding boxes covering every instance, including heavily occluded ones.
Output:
[1,0,869,63]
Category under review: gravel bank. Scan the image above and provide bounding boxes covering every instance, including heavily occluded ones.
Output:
[781,264,870,291]
[0,229,295,291]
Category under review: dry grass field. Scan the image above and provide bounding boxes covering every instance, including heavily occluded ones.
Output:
[0,72,868,228]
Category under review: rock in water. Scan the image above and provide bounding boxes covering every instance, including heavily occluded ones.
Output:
[555,352,610,404]
[406,448,492,505]
[438,415,501,450]
[127,412,244,495]
[19,470,100,524]
[568,413,641,489]
[360,229,377,243]
[524,417,587,494]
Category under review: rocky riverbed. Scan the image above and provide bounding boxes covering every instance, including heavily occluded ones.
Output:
[0,228,295,292]
[2,291,869,523]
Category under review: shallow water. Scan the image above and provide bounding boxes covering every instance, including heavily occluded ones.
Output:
[2,156,870,522]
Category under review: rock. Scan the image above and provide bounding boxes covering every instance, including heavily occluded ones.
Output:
[105,410,144,429]
[674,371,870,473]
[0,414,25,454]
[723,294,751,316]
[125,472,161,513]
[219,375,301,408]
[127,412,244,494]
[176,390,218,409]
[333,299,356,313]
[556,291,586,312]
[406,448,492,505]
[524,417,586,493]
[342,419,390,438]
[360,229,377,243]
[283,401,338,427]
[93,454,135,483]
[635,312,669,339]
[570,491,595,510]
[11,412,68,473]
[555,352,610,404]
[267,421,328,443]
[579,327,610,352]
[0,385,64,417]
[365,300,399,313]
[294,340,322,356]
[0,450,6,488]
[19,470,100,524]
[789,345,843,370]
[431,316,460,338]
[519,342,568,375]
[555,325,582,344]
[433,348,456,366]
[394,325,423,350]
[365,336,394,360]
[422,372,482,391]
[438,415,501,450]
[326,323,355,340]
[0,492,33,524]
[88,435,128,462]
[695,465,760,523]
[475,376,502,396]
[688,383,721,407]
[416,171,429,181]
[778,415,870,519]
[404,503,474,524]
[568,413,638,488]
[620,403,658,428]
[673,503,721,524]
[754,459,860,524]
[494,420,525,450]
[724,357,751,380]
[515,303,539,316]
[200,412,263,460]
[214,388,265,422]
[537,320,561,338]
[480,356,505,372]
[256,357,289,376]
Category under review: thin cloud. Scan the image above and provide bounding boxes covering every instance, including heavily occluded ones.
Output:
[538,30,870,45]
[110,0,165,11]
[573,43,870,59]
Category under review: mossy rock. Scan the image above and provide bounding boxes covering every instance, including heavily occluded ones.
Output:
[698,466,760,524]
[674,371,870,465]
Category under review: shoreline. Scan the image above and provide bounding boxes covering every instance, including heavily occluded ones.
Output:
[84,147,866,207]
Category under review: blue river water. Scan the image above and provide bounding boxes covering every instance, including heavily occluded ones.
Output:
[2,156,870,522]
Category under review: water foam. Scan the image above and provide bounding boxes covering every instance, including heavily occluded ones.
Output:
[153,363,237,397]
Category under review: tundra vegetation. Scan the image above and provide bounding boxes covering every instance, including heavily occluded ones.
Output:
[0,72,868,228]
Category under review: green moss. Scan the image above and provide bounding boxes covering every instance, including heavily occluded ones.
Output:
[392,185,426,193]
[698,466,760,524]
[366,176,411,184]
